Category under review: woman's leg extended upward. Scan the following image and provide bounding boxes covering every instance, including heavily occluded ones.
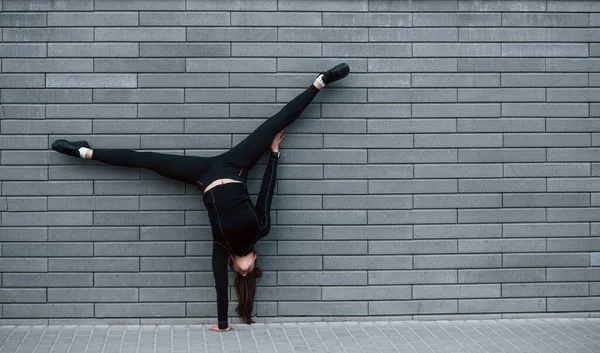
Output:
[219,63,350,170]
[217,83,320,170]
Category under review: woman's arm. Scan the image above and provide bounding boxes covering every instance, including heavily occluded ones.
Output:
[255,150,279,238]
[210,242,232,331]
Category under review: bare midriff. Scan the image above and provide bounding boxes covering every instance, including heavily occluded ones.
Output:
[203,178,243,193]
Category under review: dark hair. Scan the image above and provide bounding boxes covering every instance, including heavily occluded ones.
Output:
[229,248,262,325]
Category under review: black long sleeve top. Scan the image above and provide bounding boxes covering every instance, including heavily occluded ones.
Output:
[204,151,279,329]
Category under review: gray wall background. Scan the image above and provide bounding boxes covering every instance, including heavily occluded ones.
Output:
[0,0,599,324]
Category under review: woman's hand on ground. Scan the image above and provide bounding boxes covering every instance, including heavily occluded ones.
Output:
[208,324,232,332]
[271,130,284,152]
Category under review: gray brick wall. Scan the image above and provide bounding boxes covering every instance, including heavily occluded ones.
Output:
[0,0,599,324]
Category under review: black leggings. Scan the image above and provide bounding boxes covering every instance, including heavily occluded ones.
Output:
[91,84,320,185]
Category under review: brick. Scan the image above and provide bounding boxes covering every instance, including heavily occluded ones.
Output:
[0,289,46,303]
[3,28,93,42]
[414,284,500,299]
[0,227,47,242]
[233,11,319,26]
[47,74,136,88]
[546,59,600,72]
[458,239,545,253]
[458,208,545,223]
[415,254,501,269]
[47,12,138,26]
[503,44,588,57]
[47,104,137,119]
[140,11,229,26]
[185,88,274,103]
[324,165,412,179]
[95,304,184,317]
[49,257,139,272]
[370,300,457,315]
[323,225,412,240]
[413,103,500,117]
[0,12,46,26]
[279,301,368,316]
[279,58,368,72]
[2,0,93,10]
[504,223,589,238]
[458,58,545,72]
[547,237,600,251]
[93,211,184,226]
[369,270,456,285]
[6,197,47,211]
[414,194,500,209]
[95,27,184,41]
[186,58,275,72]
[140,257,211,272]
[277,210,366,225]
[547,297,600,312]
[503,283,589,297]
[509,193,590,208]
[370,240,456,255]
[370,28,457,42]
[2,212,92,226]
[49,226,138,241]
[48,288,137,302]
[322,286,410,300]
[323,195,411,210]
[2,89,92,103]
[503,253,590,268]
[413,73,499,87]
[2,243,92,257]
[503,13,589,27]
[370,0,456,11]
[231,43,321,57]
[458,118,544,133]
[414,43,500,57]
[2,58,92,72]
[94,273,185,287]
[278,271,367,286]
[3,304,93,318]
[458,269,545,283]
[2,273,92,287]
[0,74,45,88]
[2,181,92,196]
[95,0,184,10]
[93,119,183,133]
[94,58,185,72]
[459,150,546,163]
[415,13,499,26]
[459,0,546,11]
[0,44,46,57]
[459,298,545,313]
[368,180,457,194]
[278,241,367,255]
[460,28,546,42]
[139,288,215,302]
[139,105,227,118]
[187,0,276,10]
[323,255,412,270]
[279,28,367,42]
[140,226,212,241]
[139,195,205,210]
[258,256,322,271]
[48,43,138,58]
[95,242,184,257]
[188,27,276,42]
[0,166,47,180]
[139,43,229,57]
[415,224,501,239]
[502,73,588,87]
[0,258,47,272]
[94,89,183,103]
[138,74,228,88]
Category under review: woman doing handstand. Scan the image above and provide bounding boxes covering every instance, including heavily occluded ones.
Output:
[51,63,350,332]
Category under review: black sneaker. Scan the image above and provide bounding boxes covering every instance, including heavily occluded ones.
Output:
[320,63,350,85]
[51,139,91,158]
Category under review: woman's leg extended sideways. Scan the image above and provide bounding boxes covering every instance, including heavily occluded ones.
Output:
[51,140,211,184]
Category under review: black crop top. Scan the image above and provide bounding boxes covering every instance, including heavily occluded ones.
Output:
[202,152,279,329]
